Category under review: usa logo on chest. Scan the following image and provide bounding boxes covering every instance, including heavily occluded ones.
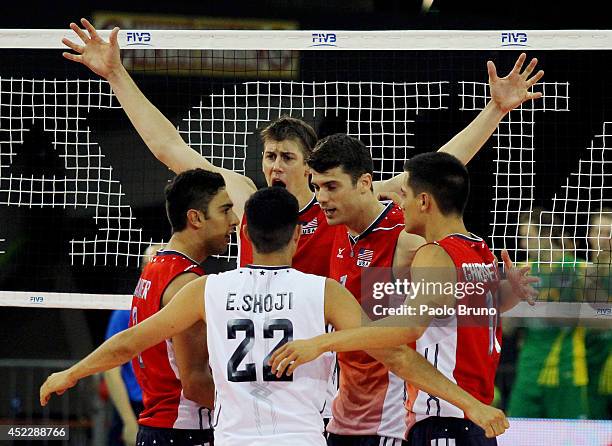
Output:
[356,248,374,267]
[301,217,318,235]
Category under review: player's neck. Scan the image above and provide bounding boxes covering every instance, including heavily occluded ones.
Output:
[293,183,315,210]
[251,251,293,267]
[425,215,468,243]
[165,232,208,263]
[346,196,385,236]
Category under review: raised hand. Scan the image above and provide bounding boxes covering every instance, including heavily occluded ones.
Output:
[40,370,78,406]
[62,18,122,80]
[501,249,539,306]
[488,53,545,114]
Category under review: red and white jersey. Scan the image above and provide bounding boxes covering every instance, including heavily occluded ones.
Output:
[327,201,408,439]
[239,194,337,277]
[406,233,502,432]
[205,266,331,446]
[129,250,210,429]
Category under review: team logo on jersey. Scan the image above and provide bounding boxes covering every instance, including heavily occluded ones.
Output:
[337,247,345,258]
[301,217,318,235]
[356,248,374,267]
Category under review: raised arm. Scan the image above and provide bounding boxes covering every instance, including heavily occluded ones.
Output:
[62,18,256,219]
[40,276,207,406]
[374,53,544,196]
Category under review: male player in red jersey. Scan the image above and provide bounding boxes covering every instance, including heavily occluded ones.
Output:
[42,187,510,445]
[60,19,541,278]
[127,168,238,445]
[271,152,539,445]
[302,54,541,444]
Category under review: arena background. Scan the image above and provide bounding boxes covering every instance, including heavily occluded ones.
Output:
[0,1,610,444]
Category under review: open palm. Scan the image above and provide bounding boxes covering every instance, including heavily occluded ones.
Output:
[501,249,539,305]
[488,53,544,114]
[62,18,122,80]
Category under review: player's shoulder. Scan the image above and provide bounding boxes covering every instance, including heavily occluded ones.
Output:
[378,200,405,227]
[396,230,426,250]
[413,242,454,267]
[289,268,328,283]
[152,249,204,272]
[323,277,350,297]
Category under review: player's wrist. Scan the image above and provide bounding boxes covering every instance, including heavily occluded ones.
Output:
[66,363,84,385]
[462,397,486,420]
[485,99,507,119]
[105,64,128,84]
[315,334,334,354]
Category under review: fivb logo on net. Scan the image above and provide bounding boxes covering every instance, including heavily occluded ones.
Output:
[501,32,528,47]
[311,32,337,47]
[126,31,153,47]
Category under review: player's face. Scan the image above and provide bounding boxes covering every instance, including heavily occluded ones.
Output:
[588,215,612,253]
[311,167,364,226]
[262,139,310,194]
[399,176,423,235]
[202,189,239,255]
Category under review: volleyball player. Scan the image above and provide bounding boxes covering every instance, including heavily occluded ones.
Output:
[60,19,542,277]
[41,187,508,445]
[289,129,540,444]
[270,152,539,445]
[123,169,238,445]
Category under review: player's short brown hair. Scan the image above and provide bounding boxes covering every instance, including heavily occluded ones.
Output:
[260,116,317,160]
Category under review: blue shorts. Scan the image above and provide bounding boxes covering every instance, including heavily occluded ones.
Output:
[405,417,497,446]
[136,425,214,446]
[327,433,403,446]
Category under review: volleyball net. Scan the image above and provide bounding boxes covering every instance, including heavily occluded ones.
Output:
[0,30,610,320]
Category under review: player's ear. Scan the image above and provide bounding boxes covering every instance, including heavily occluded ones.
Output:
[359,173,373,193]
[186,209,204,228]
[419,193,430,211]
[292,223,301,243]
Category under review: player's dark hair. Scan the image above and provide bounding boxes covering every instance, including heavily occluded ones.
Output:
[307,133,373,184]
[404,152,469,216]
[165,169,226,233]
[260,116,318,160]
[245,187,299,254]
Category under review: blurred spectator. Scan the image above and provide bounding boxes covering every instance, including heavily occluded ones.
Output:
[507,208,589,419]
[584,210,612,419]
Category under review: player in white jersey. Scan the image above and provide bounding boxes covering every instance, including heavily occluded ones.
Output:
[41,187,508,445]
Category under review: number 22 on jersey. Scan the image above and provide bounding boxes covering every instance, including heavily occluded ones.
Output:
[227,318,293,382]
